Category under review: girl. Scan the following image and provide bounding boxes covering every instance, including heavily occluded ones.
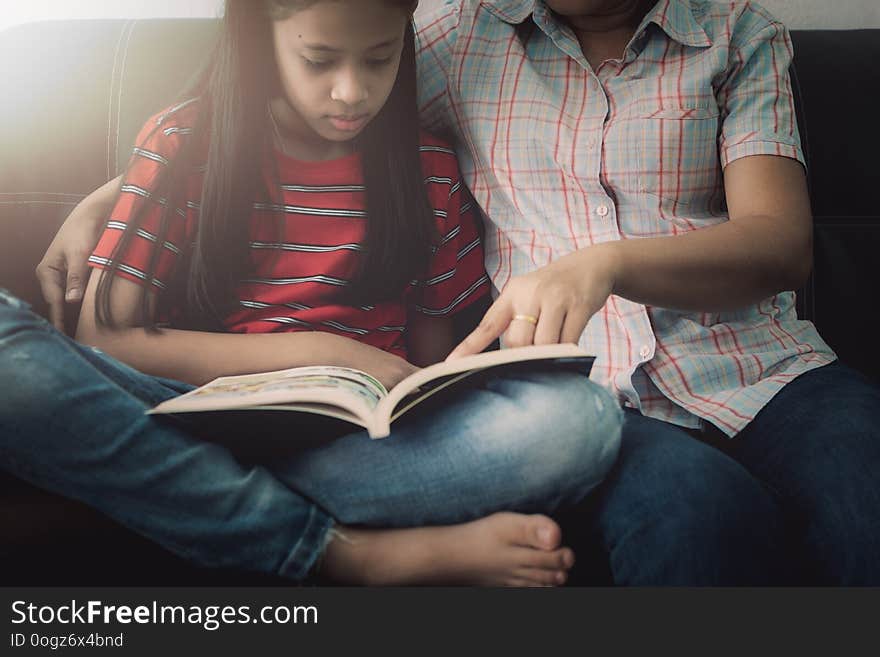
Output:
[0,0,622,585]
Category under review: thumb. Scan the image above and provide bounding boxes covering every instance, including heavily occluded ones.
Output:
[36,265,66,332]
[65,265,88,302]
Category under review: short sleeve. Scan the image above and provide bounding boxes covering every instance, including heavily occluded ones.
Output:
[412,152,490,317]
[717,17,805,169]
[88,103,197,292]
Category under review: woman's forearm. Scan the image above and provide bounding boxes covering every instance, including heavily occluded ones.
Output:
[593,210,811,312]
[447,209,812,359]
[592,155,813,312]
[91,175,123,215]
[75,175,123,225]
[448,157,814,358]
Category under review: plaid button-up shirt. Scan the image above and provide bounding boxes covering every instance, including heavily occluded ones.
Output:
[416,0,836,436]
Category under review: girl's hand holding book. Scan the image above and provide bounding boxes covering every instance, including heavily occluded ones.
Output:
[340,339,420,391]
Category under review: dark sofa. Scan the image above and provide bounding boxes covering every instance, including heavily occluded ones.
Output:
[1,19,878,584]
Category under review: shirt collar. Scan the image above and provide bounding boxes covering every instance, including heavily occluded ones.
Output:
[482,0,711,48]
[481,0,536,24]
[640,0,711,48]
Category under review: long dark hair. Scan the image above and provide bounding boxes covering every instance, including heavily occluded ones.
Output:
[97,0,434,331]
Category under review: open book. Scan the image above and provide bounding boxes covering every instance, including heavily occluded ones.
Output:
[148,343,595,439]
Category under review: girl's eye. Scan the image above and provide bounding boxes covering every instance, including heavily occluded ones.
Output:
[303,58,333,70]
[366,57,393,68]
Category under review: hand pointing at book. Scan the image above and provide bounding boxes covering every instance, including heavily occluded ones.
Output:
[447,245,618,360]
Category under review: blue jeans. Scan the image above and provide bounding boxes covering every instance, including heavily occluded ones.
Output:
[0,290,622,581]
[571,361,880,585]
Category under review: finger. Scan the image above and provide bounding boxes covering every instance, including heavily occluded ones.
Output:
[560,305,591,344]
[446,298,513,360]
[65,261,89,303]
[35,263,66,332]
[504,306,541,348]
[532,303,566,345]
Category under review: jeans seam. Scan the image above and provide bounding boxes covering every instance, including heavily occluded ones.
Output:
[1,415,201,560]
[277,504,334,581]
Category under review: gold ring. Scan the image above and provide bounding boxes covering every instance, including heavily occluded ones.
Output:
[512,314,539,326]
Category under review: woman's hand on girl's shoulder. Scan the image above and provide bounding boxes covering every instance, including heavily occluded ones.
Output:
[36,175,123,332]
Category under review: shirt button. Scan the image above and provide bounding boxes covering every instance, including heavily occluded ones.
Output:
[596,204,609,217]
[639,345,651,359]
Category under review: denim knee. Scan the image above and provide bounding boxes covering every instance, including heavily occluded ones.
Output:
[601,432,788,584]
[488,371,623,508]
[547,373,623,481]
[0,290,47,338]
[0,289,32,311]
[0,295,69,419]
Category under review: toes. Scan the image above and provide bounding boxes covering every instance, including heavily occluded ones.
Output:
[513,567,568,587]
[516,546,574,571]
[504,577,555,588]
[561,547,575,569]
[531,515,562,550]
[500,513,562,550]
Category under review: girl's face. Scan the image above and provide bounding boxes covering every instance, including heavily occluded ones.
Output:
[271,0,410,155]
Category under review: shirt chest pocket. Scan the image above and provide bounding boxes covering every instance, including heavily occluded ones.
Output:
[608,101,722,206]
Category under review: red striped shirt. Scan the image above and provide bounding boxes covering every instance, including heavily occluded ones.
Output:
[89,101,490,360]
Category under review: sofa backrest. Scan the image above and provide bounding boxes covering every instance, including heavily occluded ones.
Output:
[0,19,219,328]
[789,30,880,382]
[1,20,878,381]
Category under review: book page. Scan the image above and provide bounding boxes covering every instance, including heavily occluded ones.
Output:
[374,343,594,424]
[247,402,366,428]
[388,368,487,423]
[148,366,387,419]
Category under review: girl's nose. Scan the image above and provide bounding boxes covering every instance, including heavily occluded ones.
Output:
[330,69,368,106]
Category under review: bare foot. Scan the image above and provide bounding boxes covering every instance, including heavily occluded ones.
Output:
[319,512,575,586]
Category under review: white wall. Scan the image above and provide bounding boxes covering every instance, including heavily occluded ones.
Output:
[0,0,223,32]
[721,0,879,29]
[417,0,880,29]
[1,0,878,33]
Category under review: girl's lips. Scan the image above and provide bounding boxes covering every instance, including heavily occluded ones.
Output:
[328,114,369,132]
